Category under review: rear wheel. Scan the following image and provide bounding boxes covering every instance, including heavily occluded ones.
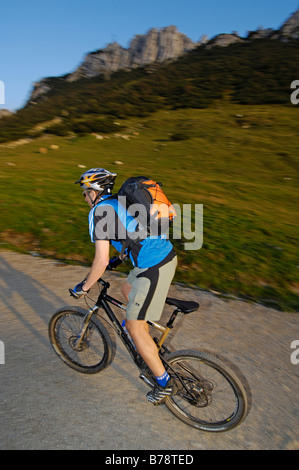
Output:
[164,349,248,432]
[49,306,113,374]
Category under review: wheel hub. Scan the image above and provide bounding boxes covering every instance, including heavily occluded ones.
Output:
[69,336,88,352]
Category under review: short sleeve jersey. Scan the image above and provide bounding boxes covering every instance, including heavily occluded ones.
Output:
[88,195,174,269]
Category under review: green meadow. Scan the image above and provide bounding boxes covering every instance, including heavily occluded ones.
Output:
[0,103,298,311]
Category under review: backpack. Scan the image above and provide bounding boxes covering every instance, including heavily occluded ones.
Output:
[117,176,176,237]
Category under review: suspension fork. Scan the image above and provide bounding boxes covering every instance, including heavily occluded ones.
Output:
[73,305,98,350]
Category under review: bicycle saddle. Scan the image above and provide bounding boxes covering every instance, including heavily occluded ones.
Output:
[166,297,199,313]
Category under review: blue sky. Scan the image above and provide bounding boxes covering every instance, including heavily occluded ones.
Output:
[1,0,298,111]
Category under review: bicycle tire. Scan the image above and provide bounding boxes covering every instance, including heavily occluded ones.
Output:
[49,306,113,374]
[164,349,248,432]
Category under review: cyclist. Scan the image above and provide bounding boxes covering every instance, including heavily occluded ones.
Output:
[73,168,177,404]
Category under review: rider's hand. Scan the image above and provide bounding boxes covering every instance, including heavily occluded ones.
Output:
[72,280,90,298]
[106,256,122,270]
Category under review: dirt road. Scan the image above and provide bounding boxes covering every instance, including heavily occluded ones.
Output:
[0,250,298,450]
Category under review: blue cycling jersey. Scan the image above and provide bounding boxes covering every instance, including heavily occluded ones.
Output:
[88,195,174,268]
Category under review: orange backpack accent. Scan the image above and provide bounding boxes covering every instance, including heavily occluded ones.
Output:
[143,179,177,222]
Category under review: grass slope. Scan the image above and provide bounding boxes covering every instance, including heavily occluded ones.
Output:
[0,103,298,311]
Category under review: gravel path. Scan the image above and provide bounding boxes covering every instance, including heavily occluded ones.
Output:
[0,250,298,450]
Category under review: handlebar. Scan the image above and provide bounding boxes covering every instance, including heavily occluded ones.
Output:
[97,278,110,289]
[69,278,110,299]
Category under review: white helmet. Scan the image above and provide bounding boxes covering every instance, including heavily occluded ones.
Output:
[75,168,117,194]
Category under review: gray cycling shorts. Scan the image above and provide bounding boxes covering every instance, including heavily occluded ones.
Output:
[126,251,177,322]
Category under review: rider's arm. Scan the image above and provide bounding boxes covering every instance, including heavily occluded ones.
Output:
[83,239,110,291]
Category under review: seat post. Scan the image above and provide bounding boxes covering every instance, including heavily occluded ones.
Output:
[166,308,180,329]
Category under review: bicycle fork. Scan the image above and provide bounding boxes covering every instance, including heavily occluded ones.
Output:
[73,306,98,350]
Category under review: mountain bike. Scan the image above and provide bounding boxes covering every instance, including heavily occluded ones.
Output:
[48,277,248,432]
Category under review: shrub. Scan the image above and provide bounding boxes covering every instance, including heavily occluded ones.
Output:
[44,123,70,136]
[170,132,190,141]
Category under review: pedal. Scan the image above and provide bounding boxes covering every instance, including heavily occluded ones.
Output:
[139,373,155,388]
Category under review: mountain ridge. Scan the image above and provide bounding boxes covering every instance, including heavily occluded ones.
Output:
[30,25,198,102]
[29,9,299,104]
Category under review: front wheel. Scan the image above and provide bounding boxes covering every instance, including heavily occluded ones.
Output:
[164,349,248,432]
[49,306,114,374]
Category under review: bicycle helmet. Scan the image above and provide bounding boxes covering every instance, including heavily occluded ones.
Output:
[75,168,117,194]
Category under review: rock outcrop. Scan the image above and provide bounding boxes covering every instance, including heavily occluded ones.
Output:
[206,33,244,49]
[128,25,197,66]
[67,42,131,82]
[67,26,198,82]
[272,9,299,40]
[0,109,13,119]
[29,78,53,103]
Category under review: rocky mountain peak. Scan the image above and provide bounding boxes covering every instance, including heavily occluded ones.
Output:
[66,26,198,83]
[275,9,299,40]
[128,25,197,66]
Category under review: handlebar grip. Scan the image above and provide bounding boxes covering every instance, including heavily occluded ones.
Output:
[69,288,80,299]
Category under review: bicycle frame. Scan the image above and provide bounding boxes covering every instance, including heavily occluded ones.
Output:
[93,281,208,399]
[71,278,179,370]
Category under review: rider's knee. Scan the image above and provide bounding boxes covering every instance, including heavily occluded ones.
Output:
[126,319,147,338]
[121,281,131,302]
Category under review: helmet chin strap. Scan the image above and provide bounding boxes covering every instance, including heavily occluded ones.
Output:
[85,191,99,207]
[91,190,105,207]
[86,188,110,207]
